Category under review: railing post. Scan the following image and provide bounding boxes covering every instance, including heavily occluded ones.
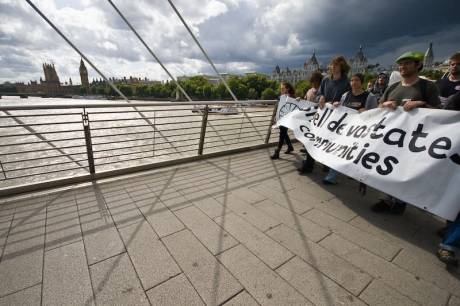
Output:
[198,105,209,155]
[82,109,96,175]
[265,101,278,144]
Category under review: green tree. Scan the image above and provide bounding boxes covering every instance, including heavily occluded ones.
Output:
[247,88,258,100]
[118,84,133,97]
[135,85,149,97]
[295,81,311,98]
[261,88,278,100]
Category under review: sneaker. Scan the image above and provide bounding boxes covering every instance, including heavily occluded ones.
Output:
[437,248,458,265]
[285,147,294,154]
[270,151,280,160]
[371,200,391,213]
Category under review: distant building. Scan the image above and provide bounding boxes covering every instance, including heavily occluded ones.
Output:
[271,50,321,85]
[16,62,80,96]
[424,42,434,70]
[349,45,368,74]
[79,59,89,89]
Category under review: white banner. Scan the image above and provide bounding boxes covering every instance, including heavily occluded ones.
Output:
[275,95,317,121]
[278,98,460,221]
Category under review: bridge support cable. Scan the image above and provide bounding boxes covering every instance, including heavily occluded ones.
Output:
[24,0,182,159]
[106,0,193,102]
[167,0,264,140]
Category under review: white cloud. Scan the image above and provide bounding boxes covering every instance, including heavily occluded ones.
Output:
[1,0,459,84]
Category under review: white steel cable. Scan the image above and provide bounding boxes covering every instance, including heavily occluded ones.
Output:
[106,0,193,102]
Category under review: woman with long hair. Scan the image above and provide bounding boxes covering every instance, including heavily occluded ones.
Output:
[271,81,296,160]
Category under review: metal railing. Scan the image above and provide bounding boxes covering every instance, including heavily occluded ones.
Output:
[0,100,278,196]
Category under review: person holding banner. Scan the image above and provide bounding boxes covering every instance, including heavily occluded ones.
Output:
[438,214,460,266]
[298,71,324,173]
[271,82,296,160]
[437,52,460,111]
[372,51,440,214]
[317,56,351,184]
[322,73,378,184]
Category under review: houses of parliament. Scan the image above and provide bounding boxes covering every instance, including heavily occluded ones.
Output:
[15,59,90,97]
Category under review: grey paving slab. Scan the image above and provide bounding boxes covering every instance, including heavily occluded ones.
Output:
[392,248,460,295]
[359,279,419,306]
[319,233,449,306]
[192,197,227,219]
[137,201,184,238]
[43,241,94,306]
[0,284,41,306]
[90,253,149,306]
[109,203,145,229]
[313,198,359,222]
[159,190,192,211]
[45,211,82,251]
[254,199,330,242]
[249,184,314,214]
[294,183,336,202]
[217,244,310,306]
[449,295,460,306]
[266,224,371,295]
[215,193,280,232]
[82,225,125,265]
[119,222,181,290]
[174,206,238,255]
[221,290,259,306]
[0,249,43,297]
[162,229,242,306]
[303,208,401,261]
[146,274,205,306]
[223,187,267,204]
[215,213,292,269]
[276,256,366,306]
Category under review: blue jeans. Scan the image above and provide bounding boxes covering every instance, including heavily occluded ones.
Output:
[440,214,460,252]
[324,168,338,183]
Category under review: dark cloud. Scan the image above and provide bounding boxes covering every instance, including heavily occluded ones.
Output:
[1,0,459,82]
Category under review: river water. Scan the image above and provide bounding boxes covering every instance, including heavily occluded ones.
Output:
[0,97,276,189]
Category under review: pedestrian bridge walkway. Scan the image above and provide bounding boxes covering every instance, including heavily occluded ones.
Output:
[0,145,459,306]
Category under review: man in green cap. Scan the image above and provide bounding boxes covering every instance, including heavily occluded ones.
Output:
[371,51,440,214]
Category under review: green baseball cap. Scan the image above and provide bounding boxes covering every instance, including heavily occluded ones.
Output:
[396,51,424,63]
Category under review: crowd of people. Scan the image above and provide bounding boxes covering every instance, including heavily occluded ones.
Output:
[272,51,460,265]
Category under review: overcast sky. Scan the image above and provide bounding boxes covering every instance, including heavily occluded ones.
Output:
[1,0,459,84]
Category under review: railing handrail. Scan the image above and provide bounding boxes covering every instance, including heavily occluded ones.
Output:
[0,100,277,110]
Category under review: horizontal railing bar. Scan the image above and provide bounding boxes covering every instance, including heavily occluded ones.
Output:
[206,114,271,121]
[0,143,86,156]
[92,131,201,146]
[0,137,85,147]
[90,120,202,130]
[5,158,89,172]
[95,148,198,167]
[1,165,87,180]
[91,130,153,138]
[0,120,82,128]
[87,108,196,115]
[0,129,83,138]
[2,150,88,164]
[204,140,261,149]
[93,142,199,160]
[0,100,277,110]
[205,134,263,144]
[93,134,201,147]
[0,112,81,118]
[89,113,203,122]
[93,139,199,154]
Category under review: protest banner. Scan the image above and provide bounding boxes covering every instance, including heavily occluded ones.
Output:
[278,97,460,220]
